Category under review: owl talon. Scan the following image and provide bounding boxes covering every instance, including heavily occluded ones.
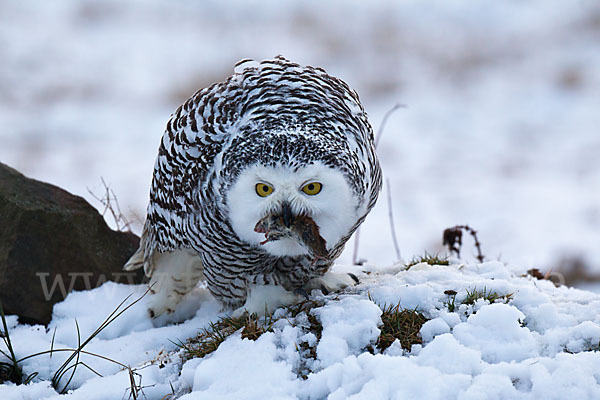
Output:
[348,273,360,284]
[294,288,310,300]
[231,306,248,319]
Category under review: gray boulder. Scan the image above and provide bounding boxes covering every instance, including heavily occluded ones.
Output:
[0,162,144,325]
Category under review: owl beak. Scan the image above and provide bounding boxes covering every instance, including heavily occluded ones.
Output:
[281,202,294,228]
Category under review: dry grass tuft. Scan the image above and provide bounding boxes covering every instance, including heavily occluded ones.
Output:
[444,287,513,313]
[405,252,450,270]
[178,314,274,360]
[461,287,513,306]
[376,304,428,352]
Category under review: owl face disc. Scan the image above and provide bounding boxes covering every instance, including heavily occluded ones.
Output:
[227,161,360,257]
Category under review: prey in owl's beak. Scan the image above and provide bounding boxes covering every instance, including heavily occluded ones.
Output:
[254,202,329,259]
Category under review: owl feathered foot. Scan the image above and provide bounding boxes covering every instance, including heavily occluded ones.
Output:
[231,272,359,317]
[144,249,205,318]
[303,271,359,295]
[231,285,306,318]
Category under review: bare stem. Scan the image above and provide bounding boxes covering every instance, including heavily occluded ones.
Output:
[386,178,401,261]
[374,103,404,149]
[353,103,405,265]
[352,228,361,265]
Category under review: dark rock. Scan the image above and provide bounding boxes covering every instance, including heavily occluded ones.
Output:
[0,162,145,325]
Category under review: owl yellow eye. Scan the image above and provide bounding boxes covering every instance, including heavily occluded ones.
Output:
[301,182,322,195]
[255,183,274,197]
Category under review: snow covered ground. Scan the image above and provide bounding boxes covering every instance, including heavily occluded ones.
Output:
[1,0,599,276]
[2,261,600,399]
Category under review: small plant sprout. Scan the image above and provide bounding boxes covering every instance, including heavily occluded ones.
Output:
[443,290,458,313]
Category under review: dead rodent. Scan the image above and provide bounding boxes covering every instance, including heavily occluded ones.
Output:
[254,214,329,259]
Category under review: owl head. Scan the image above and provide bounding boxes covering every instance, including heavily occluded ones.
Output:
[220,57,379,258]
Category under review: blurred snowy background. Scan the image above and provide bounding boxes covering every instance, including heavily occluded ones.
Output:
[1,0,599,285]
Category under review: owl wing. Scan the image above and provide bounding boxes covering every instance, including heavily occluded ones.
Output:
[124,83,231,276]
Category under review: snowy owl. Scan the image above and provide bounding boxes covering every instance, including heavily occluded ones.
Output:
[124,56,382,317]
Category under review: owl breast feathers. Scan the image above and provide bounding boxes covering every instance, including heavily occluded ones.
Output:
[124,56,382,317]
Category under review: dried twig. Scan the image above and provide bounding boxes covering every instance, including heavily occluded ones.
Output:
[386,178,401,261]
[351,228,362,266]
[87,177,132,232]
[374,103,405,148]
[353,103,404,265]
[443,225,485,262]
[128,368,139,400]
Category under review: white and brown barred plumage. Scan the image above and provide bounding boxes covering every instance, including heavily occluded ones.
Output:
[124,56,382,317]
